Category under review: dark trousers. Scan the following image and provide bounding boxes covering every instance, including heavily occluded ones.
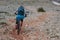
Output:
[16,19,23,29]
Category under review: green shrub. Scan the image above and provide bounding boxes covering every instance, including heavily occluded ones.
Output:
[37,7,46,12]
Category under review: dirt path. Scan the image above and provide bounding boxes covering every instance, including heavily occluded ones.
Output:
[7,12,50,40]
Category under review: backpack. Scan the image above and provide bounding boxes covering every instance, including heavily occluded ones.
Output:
[18,6,25,15]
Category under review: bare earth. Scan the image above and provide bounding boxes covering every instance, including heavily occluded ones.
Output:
[0,0,60,40]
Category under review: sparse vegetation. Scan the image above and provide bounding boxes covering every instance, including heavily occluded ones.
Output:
[37,7,46,12]
[0,11,8,13]
[0,21,7,25]
[0,11,15,16]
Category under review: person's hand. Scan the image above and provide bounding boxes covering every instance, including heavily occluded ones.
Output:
[14,12,16,15]
[14,11,18,15]
[25,14,27,17]
[15,12,17,15]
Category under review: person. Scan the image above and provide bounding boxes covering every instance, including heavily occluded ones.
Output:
[14,5,27,33]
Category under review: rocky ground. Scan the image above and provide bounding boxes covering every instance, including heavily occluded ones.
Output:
[0,0,60,40]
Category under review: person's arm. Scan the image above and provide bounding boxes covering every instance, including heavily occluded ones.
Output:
[24,11,29,17]
[24,8,29,17]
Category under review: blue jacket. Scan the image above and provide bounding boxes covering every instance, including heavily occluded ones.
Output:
[16,6,25,21]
